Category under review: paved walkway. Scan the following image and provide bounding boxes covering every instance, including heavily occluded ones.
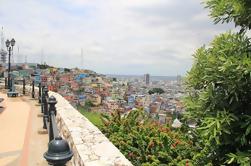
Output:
[0,92,48,166]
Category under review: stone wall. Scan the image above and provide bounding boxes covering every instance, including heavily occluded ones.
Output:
[49,91,132,166]
[2,84,132,165]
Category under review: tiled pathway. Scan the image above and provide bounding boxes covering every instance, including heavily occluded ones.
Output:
[0,92,48,166]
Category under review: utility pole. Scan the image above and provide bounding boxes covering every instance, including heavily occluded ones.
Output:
[17,46,21,63]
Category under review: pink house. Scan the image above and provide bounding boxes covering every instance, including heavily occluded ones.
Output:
[70,81,79,91]
[60,74,72,83]
[63,95,74,102]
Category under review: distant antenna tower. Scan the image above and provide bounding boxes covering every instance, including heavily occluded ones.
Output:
[80,48,84,69]
[17,46,21,63]
[41,48,44,64]
[0,26,7,64]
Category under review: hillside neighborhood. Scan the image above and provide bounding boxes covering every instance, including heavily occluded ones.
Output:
[1,62,184,126]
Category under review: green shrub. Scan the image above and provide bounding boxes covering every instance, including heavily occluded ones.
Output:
[184,32,251,165]
[101,110,197,166]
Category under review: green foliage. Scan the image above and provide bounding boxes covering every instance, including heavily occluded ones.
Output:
[77,87,85,93]
[226,152,251,166]
[205,0,251,31]
[100,1,251,165]
[78,106,103,128]
[184,32,251,165]
[148,88,165,95]
[101,109,197,166]
[64,68,71,72]
[37,63,51,69]
[84,100,94,110]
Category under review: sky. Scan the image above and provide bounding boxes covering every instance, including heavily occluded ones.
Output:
[0,0,234,76]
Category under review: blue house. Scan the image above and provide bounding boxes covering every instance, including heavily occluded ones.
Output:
[75,73,88,82]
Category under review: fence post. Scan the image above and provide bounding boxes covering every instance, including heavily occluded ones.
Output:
[32,80,35,98]
[23,78,26,95]
[38,83,41,104]
[43,87,49,129]
[5,77,7,89]
[48,96,57,142]
[44,95,73,166]
[41,86,45,114]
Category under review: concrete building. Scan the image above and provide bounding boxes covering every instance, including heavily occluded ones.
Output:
[144,73,150,85]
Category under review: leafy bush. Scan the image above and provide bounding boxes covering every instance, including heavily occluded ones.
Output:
[205,0,251,31]
[101,109,197,166]
[148,88,165,95]
[184,32,251,165]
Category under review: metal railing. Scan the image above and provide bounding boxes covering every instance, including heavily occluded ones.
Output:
[39,86,73,166]
[31,80,35,98]
[22,78,25,95]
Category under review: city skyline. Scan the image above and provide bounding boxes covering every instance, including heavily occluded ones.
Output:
[0,0,234,75]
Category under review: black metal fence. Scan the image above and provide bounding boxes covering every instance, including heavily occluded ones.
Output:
[39,86,73,165]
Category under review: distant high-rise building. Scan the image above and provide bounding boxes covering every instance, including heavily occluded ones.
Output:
[144,73,150,85]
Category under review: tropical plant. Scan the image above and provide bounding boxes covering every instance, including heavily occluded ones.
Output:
[101,109,197,166]
[182,0,251,165]
[205,0,251,32]
[184,32,251,165]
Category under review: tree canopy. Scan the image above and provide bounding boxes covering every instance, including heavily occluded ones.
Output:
[148,88,165,95]
[184,32,251,165]
[183,0,251,165]
[101,110,196,166]
[205,0,251,31]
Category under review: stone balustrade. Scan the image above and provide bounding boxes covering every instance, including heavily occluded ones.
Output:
[49,91,132,166]
[3,83,132,166]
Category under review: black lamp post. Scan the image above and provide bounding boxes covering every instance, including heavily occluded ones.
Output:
[5,38,15,90]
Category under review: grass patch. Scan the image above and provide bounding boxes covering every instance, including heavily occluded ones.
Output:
[78,107,103,128]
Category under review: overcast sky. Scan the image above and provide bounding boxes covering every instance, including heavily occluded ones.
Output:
[0,0,234,76]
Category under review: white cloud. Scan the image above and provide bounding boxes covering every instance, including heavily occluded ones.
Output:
[0,0,234,75]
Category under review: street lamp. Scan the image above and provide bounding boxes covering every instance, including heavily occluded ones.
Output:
[5,38,15,90]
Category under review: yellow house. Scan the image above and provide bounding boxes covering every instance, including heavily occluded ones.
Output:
[91,83,98,88]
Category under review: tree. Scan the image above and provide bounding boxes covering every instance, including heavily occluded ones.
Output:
[77,87,85,93]
[183,0,251,165]
[64,68,71,72]
[84,100,94,111]
[101,109,196,166]
[205,0,251,32]
[37,63,51,69]
[184,32,251,165]
[148,88,165,95]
